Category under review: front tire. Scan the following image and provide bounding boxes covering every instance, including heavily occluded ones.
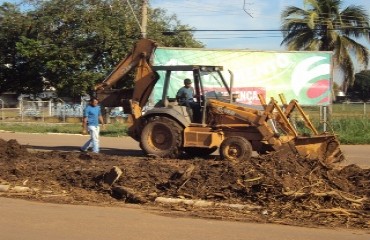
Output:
[220,136,252,162]
[140,116,183,158]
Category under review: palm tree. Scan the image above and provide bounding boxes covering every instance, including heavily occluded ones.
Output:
[281,0,370,92]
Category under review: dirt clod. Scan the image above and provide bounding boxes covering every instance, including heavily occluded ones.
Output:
[0,139,369,229]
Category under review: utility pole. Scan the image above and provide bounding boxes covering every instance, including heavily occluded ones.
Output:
[141,0,148,38]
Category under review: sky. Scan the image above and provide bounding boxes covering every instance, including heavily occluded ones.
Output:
[150,0,370,51]
[1,0,369,51]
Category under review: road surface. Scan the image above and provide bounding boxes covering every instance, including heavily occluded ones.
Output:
[0,132,369,240]
[0,197,368,240]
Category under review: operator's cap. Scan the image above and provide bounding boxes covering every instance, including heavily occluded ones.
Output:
[90,96,98,102]
[184,78,192,84]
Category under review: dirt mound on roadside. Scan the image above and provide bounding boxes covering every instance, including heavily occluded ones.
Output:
[0,139,369,229]
[0,139,29,159]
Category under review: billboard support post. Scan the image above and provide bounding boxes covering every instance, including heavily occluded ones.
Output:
[322,106,327,132]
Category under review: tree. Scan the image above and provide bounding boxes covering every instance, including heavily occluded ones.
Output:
[0,0,204,97]
[281,0,370,92]
[0,3,45,94]
[346,70,370,101]
[147,7,204,48]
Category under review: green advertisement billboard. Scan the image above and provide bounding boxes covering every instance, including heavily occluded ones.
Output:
[154,47,333,106]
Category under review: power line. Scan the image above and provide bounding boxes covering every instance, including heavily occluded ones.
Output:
[163,27,370,35]
[196,36,281,40]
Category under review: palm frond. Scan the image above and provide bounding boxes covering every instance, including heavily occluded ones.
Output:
[341,35,369,67]
[281,6,307,20]
[281,0,370,92]
[334,36,355,89]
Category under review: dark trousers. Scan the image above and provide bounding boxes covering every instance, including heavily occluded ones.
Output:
[186,101,201,123]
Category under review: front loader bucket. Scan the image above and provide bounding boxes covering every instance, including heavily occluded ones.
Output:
[291,134,344,166]
[258,94,345,167]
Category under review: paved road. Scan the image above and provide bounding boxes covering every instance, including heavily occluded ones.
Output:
[0,132,369,240]
[0,131,142,156]
[0,131,368,167]
[0,197,368,240]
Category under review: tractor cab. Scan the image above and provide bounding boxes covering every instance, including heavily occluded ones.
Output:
[146,65,232,124]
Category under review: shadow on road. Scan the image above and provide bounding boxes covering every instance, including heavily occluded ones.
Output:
[25,145,221,160]
[25,145,144,156]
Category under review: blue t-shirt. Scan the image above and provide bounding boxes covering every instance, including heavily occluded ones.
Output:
[176,86,195,105]
[83,105,101,126]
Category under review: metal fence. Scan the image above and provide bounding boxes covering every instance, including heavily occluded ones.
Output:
[0,98,368,124]
[287,103,370,133]
[332,102,370,118]
[18,100,86,121]
[298,103,370,121]
[0,98,128,123]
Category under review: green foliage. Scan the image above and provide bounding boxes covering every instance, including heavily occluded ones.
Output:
[147,7,203,48]
[346,70,370,101]
[0,0,204,97]
[0,122,81,134]
[0,3,44,94]
[281,0,370,91]
[331,118,370,144]
[0,121,128,137]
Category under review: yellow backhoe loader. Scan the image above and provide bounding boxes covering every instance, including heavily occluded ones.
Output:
[94,39,344,166]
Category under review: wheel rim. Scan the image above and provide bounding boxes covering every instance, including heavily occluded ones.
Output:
[150,124,173,150]
[224,143,243,160]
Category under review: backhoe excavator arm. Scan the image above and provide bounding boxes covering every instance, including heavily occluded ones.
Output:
[94,38,157,91]
[93,39,159,115]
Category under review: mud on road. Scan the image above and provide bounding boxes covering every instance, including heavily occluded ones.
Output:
[0,138,369,230]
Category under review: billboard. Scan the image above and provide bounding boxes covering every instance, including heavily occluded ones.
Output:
[153,48,333,106]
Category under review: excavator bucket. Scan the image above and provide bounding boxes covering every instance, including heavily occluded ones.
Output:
[288,135,344,165]
[278,135,344,166]
[259,94,344,166]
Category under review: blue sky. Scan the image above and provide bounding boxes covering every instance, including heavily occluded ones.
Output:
[151,0,370,51]
[2,0,369,51]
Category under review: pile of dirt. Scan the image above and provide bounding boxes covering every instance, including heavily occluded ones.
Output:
[0,139,369,229]
[0,138,28,159]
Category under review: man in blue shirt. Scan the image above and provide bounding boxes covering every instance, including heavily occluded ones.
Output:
[80,97,105,153]
[176,78,201,122]
[176,78,195,106]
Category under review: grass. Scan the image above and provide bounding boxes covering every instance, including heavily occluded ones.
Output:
[287,116,370,144]
[0,122,128,137]
[330,118,370,144]
[0,106,369,144]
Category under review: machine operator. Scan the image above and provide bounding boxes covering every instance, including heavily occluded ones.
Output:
[176,78,201,122]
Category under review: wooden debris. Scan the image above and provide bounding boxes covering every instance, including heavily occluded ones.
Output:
[103,166,123,187]
[112,186,147,203]
[155,197,262,210]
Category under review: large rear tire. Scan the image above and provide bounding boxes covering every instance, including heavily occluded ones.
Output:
[140,116,183,158]
[220,136,252,162]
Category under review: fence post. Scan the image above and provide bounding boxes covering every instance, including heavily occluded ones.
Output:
[41,100,45,122]
[49,100,52,117]
[20,100,24,122]
[322,106,327,132]
[61,100,66,123]
[0,98,3,121]
[364,102,366,116]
